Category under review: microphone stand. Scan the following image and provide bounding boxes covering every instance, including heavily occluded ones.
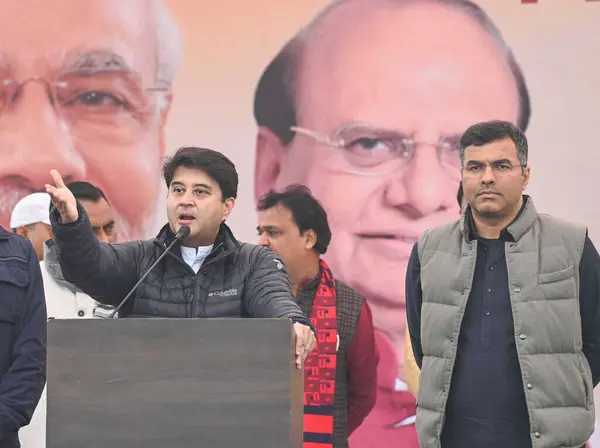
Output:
[107,226,190,318]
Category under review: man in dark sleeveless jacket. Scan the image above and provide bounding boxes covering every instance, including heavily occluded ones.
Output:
[257,185,378,448]
[45,146,316,367]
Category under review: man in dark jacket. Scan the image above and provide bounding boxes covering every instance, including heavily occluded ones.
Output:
[0,228,47,448]
[257,185,379,448]
[45,146,315,367]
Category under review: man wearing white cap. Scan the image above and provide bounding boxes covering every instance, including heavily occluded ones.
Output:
[18,182,117,448]
[10,192,54,261]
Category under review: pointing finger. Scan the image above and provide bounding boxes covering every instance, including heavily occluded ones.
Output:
[50,170,66,188]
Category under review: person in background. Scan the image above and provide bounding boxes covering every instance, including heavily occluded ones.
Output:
[253,1,529,444]
[20,181,118,448]
[10,193,53,261]
[45,146,316,367]
[42,181,117,320]
[0,221,46,448]
[257,185,379,448]
[63,182,118,244]
[406,120,600,448]
[404,181,465,398]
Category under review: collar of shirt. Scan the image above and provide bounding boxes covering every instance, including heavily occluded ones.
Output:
[180,244,213,273]
[299,266,322,290]
[294,267,323,313]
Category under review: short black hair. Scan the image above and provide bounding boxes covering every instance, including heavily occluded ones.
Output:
[162,146,238,200]
[49,181,108,212]
[457,181,463,207]
[459,120,528,167]
[257,184,331,254]
[67,181,108,203]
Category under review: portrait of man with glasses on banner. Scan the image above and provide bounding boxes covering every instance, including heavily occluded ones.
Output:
[0,0,182,241]
[252,0,530,445]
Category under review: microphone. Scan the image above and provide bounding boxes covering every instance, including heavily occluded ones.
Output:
[107,225,191,318]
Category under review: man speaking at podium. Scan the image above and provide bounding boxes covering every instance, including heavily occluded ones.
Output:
[44,146,316,367]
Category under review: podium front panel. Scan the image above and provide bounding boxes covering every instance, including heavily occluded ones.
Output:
[47,318,303,448]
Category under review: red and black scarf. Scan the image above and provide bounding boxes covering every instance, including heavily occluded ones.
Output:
[303,259,338,447]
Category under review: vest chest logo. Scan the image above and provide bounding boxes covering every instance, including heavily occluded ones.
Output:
[272,258,284,270]
[208,288,238,298]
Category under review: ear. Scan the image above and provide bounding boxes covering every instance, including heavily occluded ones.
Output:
[222,197,235,221]
[15,226,28,238]
[254,126,287,203]
[303,229,317,251]
[158,92,173,160]
[522,166,531,190]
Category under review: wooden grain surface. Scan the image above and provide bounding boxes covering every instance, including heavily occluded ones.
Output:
[47,318,303,448]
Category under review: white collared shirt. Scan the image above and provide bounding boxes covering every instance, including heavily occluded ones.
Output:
[180,244,214,273]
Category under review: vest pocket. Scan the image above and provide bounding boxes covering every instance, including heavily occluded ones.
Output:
[583,377,591,411]
[537,265,574,285]
[536,265,576,301]
[577,353,593,411]
[0,262,27,361]
[0,259,29,324]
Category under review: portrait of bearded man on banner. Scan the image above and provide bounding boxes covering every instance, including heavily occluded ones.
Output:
[0,0,182,241]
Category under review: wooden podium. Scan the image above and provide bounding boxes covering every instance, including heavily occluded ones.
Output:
[46,318,303,448]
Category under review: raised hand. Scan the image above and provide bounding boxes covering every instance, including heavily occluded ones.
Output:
[45,170,78,224]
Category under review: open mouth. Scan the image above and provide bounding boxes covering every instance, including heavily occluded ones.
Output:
[177,213,196,224]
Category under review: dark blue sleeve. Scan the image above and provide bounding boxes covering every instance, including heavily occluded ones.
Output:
[579,234,600,386]
[0,242,47,438]
[406,242,423,369]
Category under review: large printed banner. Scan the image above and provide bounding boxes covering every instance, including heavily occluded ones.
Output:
[5,0,600,446]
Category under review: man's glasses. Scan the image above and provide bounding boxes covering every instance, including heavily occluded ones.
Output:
[0,69,170,142]
[290,123,462,178]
